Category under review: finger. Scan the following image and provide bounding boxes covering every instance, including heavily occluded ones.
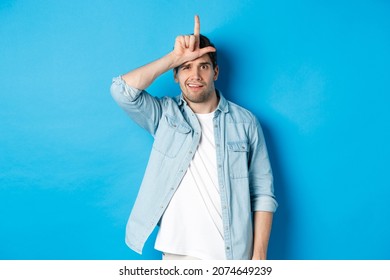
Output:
[194,15,200,36]
[184,35,190,48]
[189,35,196,51]
[176,36,185,47]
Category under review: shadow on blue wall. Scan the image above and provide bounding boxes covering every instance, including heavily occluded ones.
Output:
[262,123,291,260]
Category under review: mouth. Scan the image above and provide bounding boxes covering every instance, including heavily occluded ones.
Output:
[187,83,204,90]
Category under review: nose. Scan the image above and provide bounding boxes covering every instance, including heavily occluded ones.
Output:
[190,67,201,80]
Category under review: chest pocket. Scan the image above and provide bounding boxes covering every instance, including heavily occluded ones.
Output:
[153,115,192,158]
[227,141,249,179]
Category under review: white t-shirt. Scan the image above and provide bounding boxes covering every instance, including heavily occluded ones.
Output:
[155,111,225,259]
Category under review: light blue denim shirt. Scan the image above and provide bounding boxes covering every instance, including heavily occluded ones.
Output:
[110,77,278,260]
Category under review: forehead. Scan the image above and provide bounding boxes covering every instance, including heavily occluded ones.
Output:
[182,54,212,66]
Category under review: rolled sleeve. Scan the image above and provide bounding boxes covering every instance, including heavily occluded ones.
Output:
[110,76,142,102]
[251,193,278,212]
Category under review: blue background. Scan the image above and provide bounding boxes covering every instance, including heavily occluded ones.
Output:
[1,0,389,260]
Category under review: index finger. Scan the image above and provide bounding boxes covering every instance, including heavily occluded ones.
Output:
[194,15,200,36]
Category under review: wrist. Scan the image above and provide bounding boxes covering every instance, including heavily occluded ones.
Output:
[252,248,267,260]
[165,51,182,70]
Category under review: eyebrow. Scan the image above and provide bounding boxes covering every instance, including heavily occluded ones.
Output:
[181,61,211,67]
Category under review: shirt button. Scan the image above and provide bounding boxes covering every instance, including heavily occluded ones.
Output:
[226,246,230,250]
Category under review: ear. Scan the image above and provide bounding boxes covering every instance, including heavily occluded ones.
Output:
[173,69,178,83]
[213,65,219,81]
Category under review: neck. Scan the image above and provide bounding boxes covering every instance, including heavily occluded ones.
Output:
[185,91,219,114]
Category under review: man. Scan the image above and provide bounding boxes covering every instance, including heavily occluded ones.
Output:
[110,15,277,260]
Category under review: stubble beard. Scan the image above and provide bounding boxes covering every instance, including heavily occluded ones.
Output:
[182,85,215,104]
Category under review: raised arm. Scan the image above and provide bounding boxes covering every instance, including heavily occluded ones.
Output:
[121,15,215,90]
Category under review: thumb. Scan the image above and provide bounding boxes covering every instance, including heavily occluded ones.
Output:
[198,46,216,57]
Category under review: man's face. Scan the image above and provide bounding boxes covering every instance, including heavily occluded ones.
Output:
[174,54,219,105]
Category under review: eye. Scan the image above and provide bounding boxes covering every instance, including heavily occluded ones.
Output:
[200,64,209,70]
[180,65,190,71]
